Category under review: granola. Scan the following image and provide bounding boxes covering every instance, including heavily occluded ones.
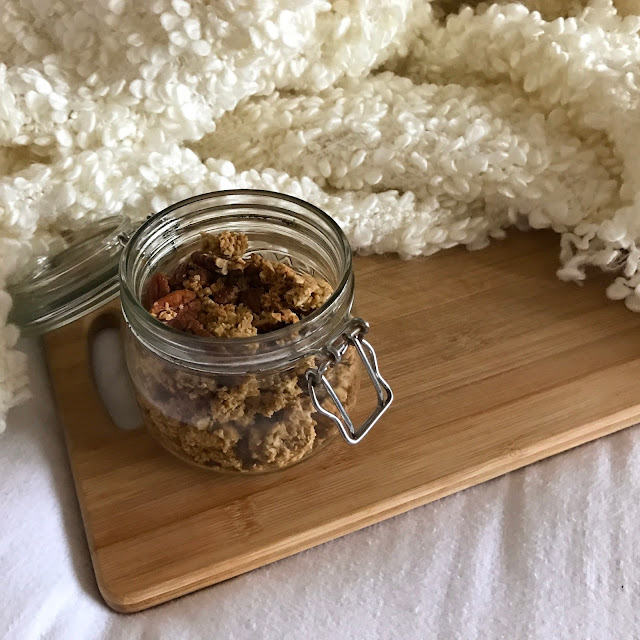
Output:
[130,231,359,473]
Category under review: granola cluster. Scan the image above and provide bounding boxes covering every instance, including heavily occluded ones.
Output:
[130,231,359,473]
[143,230,333,338]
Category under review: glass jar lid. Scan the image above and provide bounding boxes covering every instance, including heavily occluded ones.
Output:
[8,215,133,335]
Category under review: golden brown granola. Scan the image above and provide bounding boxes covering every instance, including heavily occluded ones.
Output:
[130,231,359,473]
[147,231,332,338]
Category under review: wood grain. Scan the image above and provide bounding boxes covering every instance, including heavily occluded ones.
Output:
[45,230,640,612]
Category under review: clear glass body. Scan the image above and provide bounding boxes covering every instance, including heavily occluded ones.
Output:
[120,190,361,473]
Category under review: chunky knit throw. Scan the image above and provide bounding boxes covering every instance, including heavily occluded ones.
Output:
[1,0,640,431]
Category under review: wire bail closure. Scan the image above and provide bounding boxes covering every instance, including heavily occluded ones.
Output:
[305,317,393,445]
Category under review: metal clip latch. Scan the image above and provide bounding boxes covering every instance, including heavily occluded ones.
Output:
[305,317,393,445]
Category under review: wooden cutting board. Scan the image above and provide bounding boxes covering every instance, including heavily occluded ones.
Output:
[44,230,640,612]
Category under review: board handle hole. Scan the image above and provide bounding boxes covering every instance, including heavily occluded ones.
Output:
[91,323,141,431]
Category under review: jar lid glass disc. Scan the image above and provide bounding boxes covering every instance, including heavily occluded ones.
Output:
[8,216,132,335]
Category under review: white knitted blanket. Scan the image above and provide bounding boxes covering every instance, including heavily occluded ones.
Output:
[1,0,640,432]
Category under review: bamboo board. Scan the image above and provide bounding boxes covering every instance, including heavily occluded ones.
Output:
[45,231,640,612]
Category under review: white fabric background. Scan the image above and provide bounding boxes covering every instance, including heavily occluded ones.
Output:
[2,337,640,640]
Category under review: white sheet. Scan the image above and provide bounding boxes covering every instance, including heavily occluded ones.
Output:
[2,337,640,640]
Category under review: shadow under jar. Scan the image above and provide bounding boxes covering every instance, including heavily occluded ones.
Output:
[120,190,392,474]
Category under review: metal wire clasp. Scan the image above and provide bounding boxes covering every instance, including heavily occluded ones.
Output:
[305,317,393,445]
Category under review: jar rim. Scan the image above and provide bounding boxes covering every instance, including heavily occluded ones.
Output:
[120,190,354,372]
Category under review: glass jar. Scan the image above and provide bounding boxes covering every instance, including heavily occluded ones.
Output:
[119,190,392,473]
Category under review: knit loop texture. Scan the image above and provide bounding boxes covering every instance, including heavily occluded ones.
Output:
[1,0,639,431]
